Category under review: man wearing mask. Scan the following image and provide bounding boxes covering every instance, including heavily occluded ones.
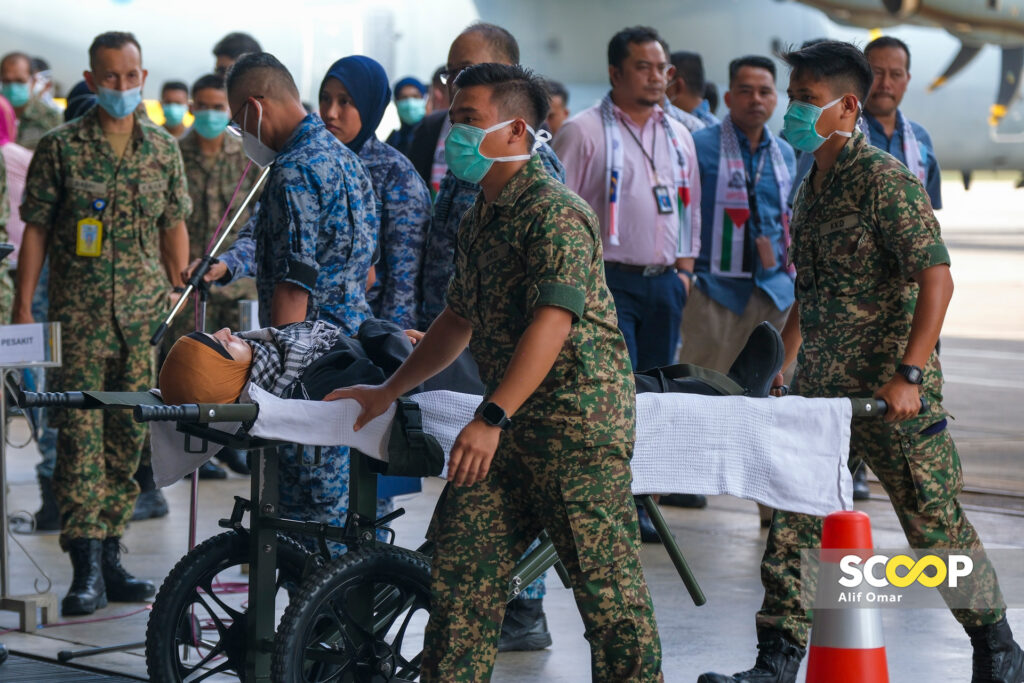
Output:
[1,51,63,150]
[700,40,1023,683]
[212,32,262,77]
[185,52,376,547]
[14,31,191,616]
[160,80,190,139]
[385,76,427,158]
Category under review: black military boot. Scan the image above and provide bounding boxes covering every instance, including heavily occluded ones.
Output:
[852,462,871,501]
[967,618,1024,683]
[497,598,553,652]
[101,538,156,602]
[62,539,107,616]
[132,464,169,521]
[697,629,806,682]
[34,475,60,532]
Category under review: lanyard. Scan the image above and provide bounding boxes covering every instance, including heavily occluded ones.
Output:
[621,118,659,179]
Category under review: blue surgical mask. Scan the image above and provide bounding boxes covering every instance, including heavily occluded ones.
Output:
[193,109,230,139]
[782,97,853,153]
[444,119,549,184]
[162,102,187,126]
[1,82,30,108]
[96,85,142,119]
[396,97,426,126]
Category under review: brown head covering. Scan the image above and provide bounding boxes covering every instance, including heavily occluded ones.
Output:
[159,333,251,405]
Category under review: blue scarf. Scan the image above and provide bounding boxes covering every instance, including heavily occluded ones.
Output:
[323,55,391,154]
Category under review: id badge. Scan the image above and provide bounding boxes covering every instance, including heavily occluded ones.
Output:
[755,234,777,269]
[76,218,103,257]
[653,185,674,215]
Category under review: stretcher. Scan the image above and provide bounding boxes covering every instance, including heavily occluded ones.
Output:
[17,385,889,683]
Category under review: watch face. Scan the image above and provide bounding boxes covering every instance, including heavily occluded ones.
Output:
[900,365,923,384]
[481,402,505,425]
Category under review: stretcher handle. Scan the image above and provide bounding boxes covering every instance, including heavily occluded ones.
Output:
[134,404,200,422]
[850,397,928,419]
[18,391,87,408]
[133,402,259,424]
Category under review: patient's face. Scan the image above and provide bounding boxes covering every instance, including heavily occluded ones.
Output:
[209,328,253,364]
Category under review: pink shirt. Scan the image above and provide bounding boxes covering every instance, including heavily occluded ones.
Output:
[1,141,32,264]
[552,100,701,266]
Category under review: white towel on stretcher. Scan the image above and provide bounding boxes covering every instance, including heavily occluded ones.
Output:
[151,384,853,517]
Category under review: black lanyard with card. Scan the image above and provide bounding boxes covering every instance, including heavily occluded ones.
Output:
[623,121,675,215]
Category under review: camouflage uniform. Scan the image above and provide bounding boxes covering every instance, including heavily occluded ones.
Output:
[16,98,63,151]
[20,107,191,546]
[176,129,259,332]
[422,154,662,682]
[218,113,378,550]
[757,132,1005,647]
[358,136,429,329]
[418,143,565,328]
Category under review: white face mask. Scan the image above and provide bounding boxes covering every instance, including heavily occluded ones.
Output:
[241,99,277,168]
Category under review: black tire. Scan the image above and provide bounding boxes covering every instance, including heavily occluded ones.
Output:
[146,530,313,682]
[272,545,432,683]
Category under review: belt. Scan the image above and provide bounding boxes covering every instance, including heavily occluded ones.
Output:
[604,261,676,277]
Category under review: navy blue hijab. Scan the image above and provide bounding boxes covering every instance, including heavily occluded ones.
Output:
[322,55,391,154]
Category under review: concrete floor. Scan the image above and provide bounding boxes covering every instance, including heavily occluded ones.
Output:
[1,177,1022,681]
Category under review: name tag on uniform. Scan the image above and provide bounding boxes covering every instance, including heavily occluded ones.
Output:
[76,218,103,257]
[653,185,674,215]
[478,244,513,269]
[820,213,860,236]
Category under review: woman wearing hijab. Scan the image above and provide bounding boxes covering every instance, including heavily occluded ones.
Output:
[385,76,427,158]
[319,56,430,331]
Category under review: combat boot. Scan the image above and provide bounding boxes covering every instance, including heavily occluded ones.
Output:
[697,629,805,683]
[34,475,60,532]
[101,538,156,602]
[131,490,169,521]
[497,598,553,652]
[967,618,1024,683]
[62,538,107,615]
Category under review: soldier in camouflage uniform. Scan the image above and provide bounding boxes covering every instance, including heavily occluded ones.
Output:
[319,55,430,330]
[1,52,63,151]
[13,32,190,616]
[700,41,1023,683]
[192,53,378,553]
[331,64,662,683]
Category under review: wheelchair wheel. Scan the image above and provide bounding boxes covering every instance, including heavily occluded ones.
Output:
[146,530,313,682]
[272,545,432,682]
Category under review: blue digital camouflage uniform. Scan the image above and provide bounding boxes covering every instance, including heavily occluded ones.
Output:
[358,136,430,329]
[218,113,380,553]
[418,142,565,328]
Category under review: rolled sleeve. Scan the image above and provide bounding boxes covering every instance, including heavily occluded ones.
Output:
[873,169,950,279]
[159,145,192,229]
[19,134,60,229]
[273,165,323,294]
[524,208,593,321]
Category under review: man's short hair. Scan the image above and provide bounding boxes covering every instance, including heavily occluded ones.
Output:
[864,35,911,71]
[88,32,142,71]
[670,51,705,95]
[461,22,519,64]
[226,52,299,99]
[782,40,873,104]
[545,79,568,105]
[161,80,189,96]
[609,27,669,69]
[728,55,776,87]
[0,51,31,72]
[213,32,262,60]
[453,63,550,130]
[704,82,719,114]
[29,57,49,74]
[192,73,226,97]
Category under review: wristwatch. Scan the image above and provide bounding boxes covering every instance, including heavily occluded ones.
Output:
[476,401,512,430]
[895,364,924,385]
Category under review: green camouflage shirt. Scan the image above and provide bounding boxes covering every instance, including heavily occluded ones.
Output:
[446,154,635,449]
[791,131,949,407]
[16,98,63,151]
[20,106,192,338]
[178,129,258,260]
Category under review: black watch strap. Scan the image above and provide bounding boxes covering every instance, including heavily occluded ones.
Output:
[476,401,511,430]
[896,364,924,385]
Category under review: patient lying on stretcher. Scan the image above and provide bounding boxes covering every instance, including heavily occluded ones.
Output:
[158,318,782,408]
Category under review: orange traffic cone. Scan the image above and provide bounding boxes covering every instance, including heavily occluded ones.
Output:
[806,510,889,683]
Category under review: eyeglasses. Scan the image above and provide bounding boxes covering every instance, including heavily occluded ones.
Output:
[227,95,264,137]
[438,68,463,86]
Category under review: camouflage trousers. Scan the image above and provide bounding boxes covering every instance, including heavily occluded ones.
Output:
[421,440,663,682]
[757,414,1006,647]
[51,321,154,548]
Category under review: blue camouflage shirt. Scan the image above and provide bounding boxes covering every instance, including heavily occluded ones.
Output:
[418,142,565,327]
[359,136,430,329]
[219,114,376,333]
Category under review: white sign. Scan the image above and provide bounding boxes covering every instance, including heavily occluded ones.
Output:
[0,323,51,366]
